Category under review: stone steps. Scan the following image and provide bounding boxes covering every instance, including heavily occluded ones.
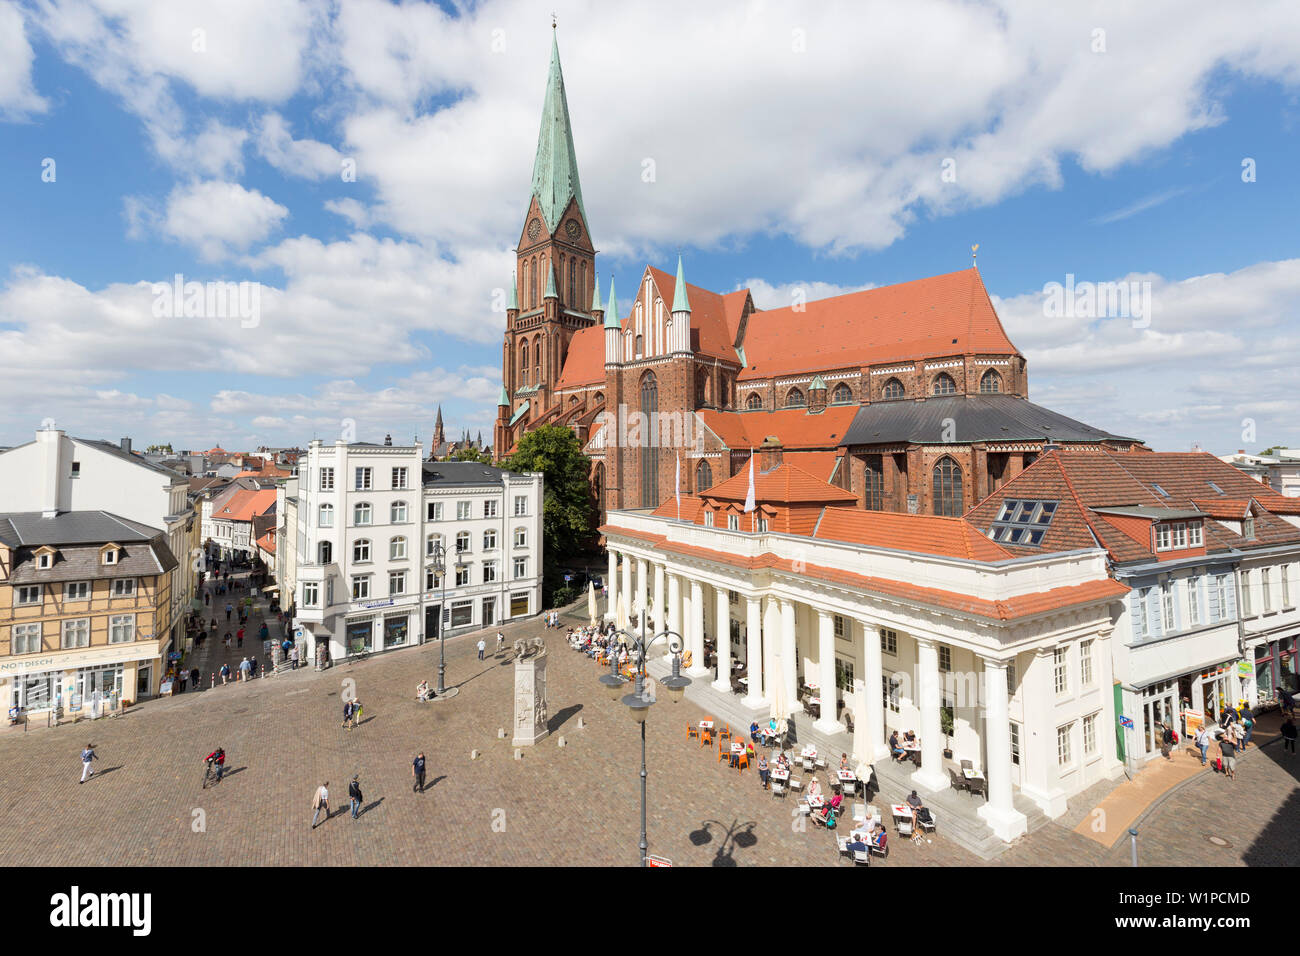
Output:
[646,656,1045,860]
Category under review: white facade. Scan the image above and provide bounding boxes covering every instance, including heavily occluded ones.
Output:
[0,427,194,634]
[291,441,543,665]
[603,509,1125,841]
[1237,550,1300,707]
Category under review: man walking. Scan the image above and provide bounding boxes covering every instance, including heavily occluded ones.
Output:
[1282,717,1297,755]
[477,637,486,661]
[496,630,505,655]
[225,602,233,622]
[342,698,354,730]
[1159,721,1174,760]
[1219,731,1237,781]
[1239,703,1255,750]
[220,662,231,685]
[311,782,330,828]
[348,775,363,820]
[236,626,244,648]
[79,743,97,783]
[412,752,426,793]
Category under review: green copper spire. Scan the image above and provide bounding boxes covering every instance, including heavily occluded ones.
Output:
[545,262,557,299]
[604,277,620,328]
[672,254,691,313]
[507,272,518,310]
[591,272,602,312]
[530,32,588,233]
[498,384,510,406]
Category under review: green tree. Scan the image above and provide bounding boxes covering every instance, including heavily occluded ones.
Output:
[502,425,594,607]
[450,446,493,464]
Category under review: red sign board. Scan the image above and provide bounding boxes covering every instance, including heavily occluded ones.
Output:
[646,855,672,867]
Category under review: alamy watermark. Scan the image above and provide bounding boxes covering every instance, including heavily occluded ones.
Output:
[1043,273,1152,329]
[151,273,261,328]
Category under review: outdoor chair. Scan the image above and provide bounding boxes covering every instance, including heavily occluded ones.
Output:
[719,724,732,744]
[967,776,988,800]
[687,723,699,742]
[801,757,815,772]
[789,777,803,792]
[718,744,729,764]
[852,846,871,866]
[700,729,713,749]
[896,814,914,839]
[949,768,971,795]
[960,759,974,774]
[844,711,854,733]
[918,808,937,833]
[772,781,786,798]
[738,751,749,772]
[869,834,889,858]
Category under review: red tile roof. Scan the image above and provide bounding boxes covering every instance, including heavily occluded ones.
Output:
[697,406,858,450]
[814,507,1013,561]
[737,268,1018,380]
[702,462,857,506]
[646,266,741,364]
[1190,498,1251,519]
[214,489,277,523]
[255,531,276,554]
[555,324,606,389]
[782,451,842,483]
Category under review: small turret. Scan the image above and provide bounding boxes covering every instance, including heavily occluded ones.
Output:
[604,277,621,366]
[670,254,691,353]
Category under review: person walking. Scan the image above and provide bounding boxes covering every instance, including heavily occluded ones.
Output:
[290,645,299,670]
[238,657,250,682]
[236,627,244,648]
[496,631,505,655]
[348,775,363,820]
[412,752,427,793]
[225,602,233,622]
[178,670,188,693]
[1239,704,1255,750]
[1282,717,1297,755]
[220,662,230,685]
[79,743,98,783]
[190,666,200,691]
[353,699,364,727]
[341,699,355,730]
[311,782,330,828]
[1194,725,1211,766]
[477,638,486,661]
[1219,731,1237,781]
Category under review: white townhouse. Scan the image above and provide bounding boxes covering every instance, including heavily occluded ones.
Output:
[0,426,195,639]
[291,439,543,665]
[603,458,1129,843]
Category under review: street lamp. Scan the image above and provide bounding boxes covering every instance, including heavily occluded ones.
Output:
[600,607,691,866]
[432,541,448,696]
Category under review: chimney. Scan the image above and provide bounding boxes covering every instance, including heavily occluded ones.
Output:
[384,434,392,447]
[759,435,784,472]
[120,437,132,455]
[37,425,65,518]
[809,375,827,413]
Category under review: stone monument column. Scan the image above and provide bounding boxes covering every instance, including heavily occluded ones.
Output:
[512,646,550,747]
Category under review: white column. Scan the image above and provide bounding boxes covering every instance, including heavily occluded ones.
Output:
[635,558,648,620]
[1095,628,1124,780]
[688,579,708,676]
[814,609,843,734]
[743,596,766,708]
[712,586,732,692]
[668,573,682,652]
[653,563,667,652]
[1018,646,1067,818]
[606,550,617,620]
[912,637,947,792]
[781,598,797,716]
[621,554,632,617]
[977,657,1028,841]
[862,621,888,760]
[763,596,782,712]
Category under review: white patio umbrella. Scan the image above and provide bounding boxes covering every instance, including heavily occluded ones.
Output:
[586,581,597,626]
[769,658,792,747]
[616,592,629,634]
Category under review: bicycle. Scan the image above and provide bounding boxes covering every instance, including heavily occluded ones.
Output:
[349,639,369,663]
[201,760,218,789]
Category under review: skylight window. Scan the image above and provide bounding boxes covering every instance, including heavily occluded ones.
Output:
[1152,483,1170,498]
[989,499,1058,547]
[1207,481,1225,495]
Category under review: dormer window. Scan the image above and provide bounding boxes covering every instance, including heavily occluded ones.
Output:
[34,547,56,570]
[1188,522,1203,546]
[100,543,121,565]
[1244,516,1256,540]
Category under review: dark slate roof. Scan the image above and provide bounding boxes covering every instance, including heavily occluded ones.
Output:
[75,438,189,481]
[840,395,1141,446]
[421,462,523,487]
[0,511,164,546]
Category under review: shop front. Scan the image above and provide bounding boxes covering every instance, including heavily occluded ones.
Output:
[1252,635,1298,704]
[3,643,162,718]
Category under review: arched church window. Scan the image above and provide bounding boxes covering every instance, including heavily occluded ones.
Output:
[980,369,1002,393]
[932,373,957,396]
[882,378,905,400]
[785,387,805,408]
[933,456,964,517]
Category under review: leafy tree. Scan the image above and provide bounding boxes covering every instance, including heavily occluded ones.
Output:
[450,446,493,464]
[502,425,594,606]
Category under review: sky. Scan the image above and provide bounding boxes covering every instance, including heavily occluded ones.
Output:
[1,0,1298,456]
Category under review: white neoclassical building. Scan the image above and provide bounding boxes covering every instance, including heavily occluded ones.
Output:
[291,439,543,664]
[601,458,1128,842]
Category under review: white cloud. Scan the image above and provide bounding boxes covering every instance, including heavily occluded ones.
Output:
[741,278,877,311]
[162,181,289,260]
[0,1,48,119]
[255,111,344,180]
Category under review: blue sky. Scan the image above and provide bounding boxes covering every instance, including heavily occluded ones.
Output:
[1,0,1298,456]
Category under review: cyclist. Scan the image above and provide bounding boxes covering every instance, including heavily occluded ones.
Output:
[203,747,227,783]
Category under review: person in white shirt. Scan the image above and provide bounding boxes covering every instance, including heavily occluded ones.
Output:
[477,638,486,660]
[1193,726,1211,766]
[311,782,330,829]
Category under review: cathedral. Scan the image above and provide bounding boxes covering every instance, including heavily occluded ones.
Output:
[495,32,1145,518]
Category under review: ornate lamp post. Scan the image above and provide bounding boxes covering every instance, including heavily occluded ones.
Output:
[599,607,691,866]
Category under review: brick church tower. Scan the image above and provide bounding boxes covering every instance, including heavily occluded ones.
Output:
[495,28,598,456]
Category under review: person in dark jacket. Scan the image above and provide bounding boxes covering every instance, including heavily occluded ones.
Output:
[348,775,363,819]
[1281,717,1297,754]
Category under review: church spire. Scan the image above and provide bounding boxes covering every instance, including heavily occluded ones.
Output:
[530,30,587,233]
[507,272,518,310]
[591,272,602,311]
[545,262,558,299]
[604,277,620,328]
[672,254,691,314]
[434,406,445,446]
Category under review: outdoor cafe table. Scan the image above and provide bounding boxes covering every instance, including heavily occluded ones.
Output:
[801,745,817,759]
[806,794,825,810]
[890,804,913,820]
[771,768,790,782]
[963,768,986,781]
[731,742,744,755]
[699,720,714,731]
[836,769,857,784]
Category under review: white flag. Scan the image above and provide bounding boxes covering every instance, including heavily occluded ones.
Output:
[675,451,681,508]
[744,453,756,513]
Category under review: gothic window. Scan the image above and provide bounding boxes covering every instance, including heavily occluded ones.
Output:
[569,259,576,304]
[640,371,659,508]
[980,369,1002,393]
[785,387,806,408]
[593,391,604,406]
[635,334,643,358]
[520,340,529,386]
[580,260,587,307]
[832,383,853,404]
[696,459,713,492]
[863,454,884,511]
[534,334,542,377]
[932,373,957,395]
[882,378,905,400]
[933,456,964,517]
[522,259,530,309]
[746,392,763,410]
[530,256,537,308]
[696,370,711,407]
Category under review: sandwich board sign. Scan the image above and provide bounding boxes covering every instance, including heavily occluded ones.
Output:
[646,855,672,867]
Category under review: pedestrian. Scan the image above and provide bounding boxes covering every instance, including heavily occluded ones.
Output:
[477,638,486,661]
[204,591,210,606]
[348,775,363,820]
[1194,725,1210,766]
[248,657,258,678]
[79,743,98,783]
[290,646,299,669]
[220,663,230,685]
[258,622,269,643]
[190,666,200,690]
[342,699,354,730]
[1219,731,1237,780]
[758,754,770,790]
[412,752,426,793]
[1281,690,1296,718]
[353,699,364,726]
[1282,717,1297,755]
[311,781,330,828]
[1239,703,1254,749]
[496,630,505,654]
[236,627,244,648]
[178,670,188,693]
[225,603,233,621]
[1159,721,1174,759]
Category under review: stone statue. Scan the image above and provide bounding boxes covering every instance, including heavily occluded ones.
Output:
[511,649,550,747]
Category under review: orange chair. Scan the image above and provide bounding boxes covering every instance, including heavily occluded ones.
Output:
[687,723,699,742]
[737,751,749,772]
[700,728,713,749]
[718,724,732,745]
[718,744,729,764]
